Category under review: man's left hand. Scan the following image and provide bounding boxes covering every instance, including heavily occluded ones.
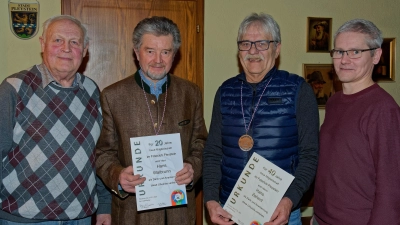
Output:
[175,163,194,185]
[96,214,111,225]
[264,197,293,225]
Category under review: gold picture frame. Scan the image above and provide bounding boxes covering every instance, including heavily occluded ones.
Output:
[303,64,342,108]
[307,17,332,52]
[373,38,396,82]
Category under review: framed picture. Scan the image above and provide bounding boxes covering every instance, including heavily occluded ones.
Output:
[307,17,332,52]
[303,64,342,107]
[373,38,396,82]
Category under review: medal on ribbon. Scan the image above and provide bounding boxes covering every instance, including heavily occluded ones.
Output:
[239,76,273,151]
[238,134,254,151]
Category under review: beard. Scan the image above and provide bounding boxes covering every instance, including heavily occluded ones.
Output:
[142,64,168,81]
[315,31,324,40]
[145,70,167,81]
[316,90,325,98]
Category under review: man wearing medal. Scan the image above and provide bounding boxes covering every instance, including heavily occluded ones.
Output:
[95,16,207,225]
[203,13,319,225]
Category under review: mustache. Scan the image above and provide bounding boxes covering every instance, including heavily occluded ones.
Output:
[244,54,264,61]
[149,63,165,67]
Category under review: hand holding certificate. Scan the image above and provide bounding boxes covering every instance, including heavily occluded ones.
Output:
[223,152,294,225]
[130,133,187,211]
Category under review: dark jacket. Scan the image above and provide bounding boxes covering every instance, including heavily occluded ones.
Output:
[219,68,304,204]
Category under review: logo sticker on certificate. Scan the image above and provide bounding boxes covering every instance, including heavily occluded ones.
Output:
[130,133,187,211]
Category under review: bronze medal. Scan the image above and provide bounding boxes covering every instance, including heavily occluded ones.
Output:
[239,77,273,152]
[238,134,254,151]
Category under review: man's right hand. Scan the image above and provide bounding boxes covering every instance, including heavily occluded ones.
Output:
[206,200,235,225]
[119,166,146,193]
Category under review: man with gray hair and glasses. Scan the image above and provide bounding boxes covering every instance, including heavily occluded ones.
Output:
[312,19,400,225]
[203,12,319,225]
[0,15,111,225]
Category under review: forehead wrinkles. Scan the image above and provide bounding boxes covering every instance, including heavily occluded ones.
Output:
[141,35,173,49]
[46,20,83,40]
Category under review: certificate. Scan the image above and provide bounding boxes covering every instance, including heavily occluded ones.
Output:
[130,133,187,211]
[223,152,294,225]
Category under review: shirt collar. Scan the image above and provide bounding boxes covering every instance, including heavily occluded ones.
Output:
[139,69,167,99]
[37,63,83,89]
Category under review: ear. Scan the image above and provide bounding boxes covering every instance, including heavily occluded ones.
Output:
[372,48,382,65]
[83,43,89,58]
[171,51,177,62]
[134,48,140,61]
[274,43,281,59]
[39,36,45,52]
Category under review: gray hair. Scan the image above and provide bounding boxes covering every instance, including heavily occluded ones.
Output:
[42,15,89,48]
[132,16,181,53]
[334,19,383,52]
[237,13,281,47]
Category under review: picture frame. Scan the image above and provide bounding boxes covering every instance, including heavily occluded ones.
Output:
[307,17,332,52]
[303,64,342,107]
[373,38,396,82]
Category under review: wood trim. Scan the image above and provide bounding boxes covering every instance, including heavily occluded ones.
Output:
[196,0,205,96]
[302,216,312,225]
[195,179,203,225]
[61,0,71,15]
[195,2,204,225]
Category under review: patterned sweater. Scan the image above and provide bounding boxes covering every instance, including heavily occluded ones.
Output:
[0,64,105,221]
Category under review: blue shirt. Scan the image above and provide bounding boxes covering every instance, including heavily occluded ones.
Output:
[139,70,167,100]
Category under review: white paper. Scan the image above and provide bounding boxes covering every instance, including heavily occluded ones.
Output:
[223,152,294,225]
[130,133,187,211]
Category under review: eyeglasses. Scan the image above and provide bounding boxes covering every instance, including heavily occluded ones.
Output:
[237,40,276,51]
[330,48,377,59]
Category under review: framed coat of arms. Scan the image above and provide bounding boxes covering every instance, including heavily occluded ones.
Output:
[9,0,40,40]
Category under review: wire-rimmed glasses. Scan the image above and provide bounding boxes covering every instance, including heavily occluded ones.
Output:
[330,48,377,59]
